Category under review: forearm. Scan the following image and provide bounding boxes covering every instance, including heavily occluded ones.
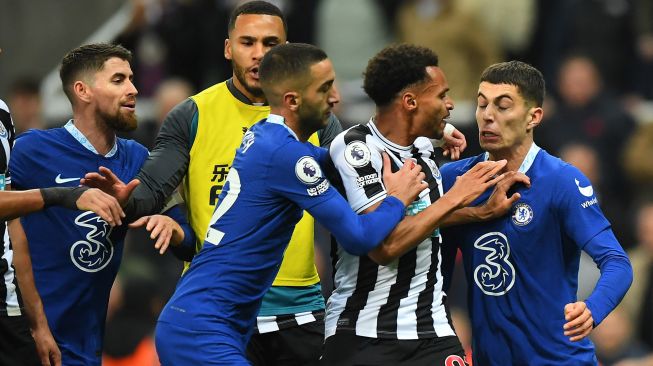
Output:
[583,229,634,325]
[440,205,491,227]
[8,220,50,331]
[0,190,44,220]
[370,195,459,264]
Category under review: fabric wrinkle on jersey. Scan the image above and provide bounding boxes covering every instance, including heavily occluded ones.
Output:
[9,122,149,366]
[440,144,610,365]
[325,119,456,341]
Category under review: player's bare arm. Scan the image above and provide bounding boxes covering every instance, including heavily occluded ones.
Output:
[8,219,62,366]
[367,159,507,265]
[0,187,125,226]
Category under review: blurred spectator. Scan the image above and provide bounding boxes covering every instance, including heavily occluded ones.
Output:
[592,307,650,366]
[623,121,653,198]
[119,77,193,149]
[629,0,653,100]
[537,55,636,227]
[559,142,635,249]
[459,0,537,60]
[396,0,502,104]
[7,76,45,134]
[451,307,473,365]
[621,201,653,351]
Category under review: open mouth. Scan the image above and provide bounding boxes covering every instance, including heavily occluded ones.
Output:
[121,100,136,112]
[250,66,260,80]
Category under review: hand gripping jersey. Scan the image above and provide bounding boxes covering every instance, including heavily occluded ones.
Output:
[156,115,405,362]
[9,122,149,366]
[325,120,456,340]
[441,144,632,365]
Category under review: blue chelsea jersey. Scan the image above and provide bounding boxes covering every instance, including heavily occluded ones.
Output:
[158,115,339,348]
[9,125,148,366]
[441,145,608,365]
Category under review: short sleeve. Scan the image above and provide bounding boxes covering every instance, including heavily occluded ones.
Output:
[554,164,611,249]
[329,134,386,213]
[268,142,340,210]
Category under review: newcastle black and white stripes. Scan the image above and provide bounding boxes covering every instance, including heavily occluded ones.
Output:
[325,120,455,340]
[0,99,19,316]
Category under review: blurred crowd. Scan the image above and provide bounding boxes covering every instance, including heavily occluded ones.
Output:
[5,0,653,365]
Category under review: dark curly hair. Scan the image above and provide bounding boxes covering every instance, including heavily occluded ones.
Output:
[363,44,439,107]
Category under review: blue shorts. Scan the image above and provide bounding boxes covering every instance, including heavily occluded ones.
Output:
[155,321,251,365]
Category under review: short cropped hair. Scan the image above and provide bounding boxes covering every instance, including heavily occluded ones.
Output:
[228,1,287,35]
[259,43,328,105]
[480,61,545,107]
[364,44,439,107]
[59,43,132,103]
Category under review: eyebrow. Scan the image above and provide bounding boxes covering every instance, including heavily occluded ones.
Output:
[111,72,133,80]
[478,92,513,102]
[238,35,281,43]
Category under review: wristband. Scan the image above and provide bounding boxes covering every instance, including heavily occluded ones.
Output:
[433,123,455,147]
[41,186,89,209]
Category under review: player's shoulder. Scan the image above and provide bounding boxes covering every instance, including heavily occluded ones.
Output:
[537,149,594,196]
[14,127,61,148]
[191,81,228,101]
[0,99,9,112]
[118,137,149,156]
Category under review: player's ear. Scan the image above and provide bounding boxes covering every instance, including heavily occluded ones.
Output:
[401,92,418,112]
[284,92,300,112]
[224,38,232,60]
[526,106,543,131]
[73,80,92,104]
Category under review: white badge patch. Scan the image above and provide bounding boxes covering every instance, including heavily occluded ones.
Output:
[511,203,533,226]
[344,141,371,167]
[0,123,7,139]
[295,156,322,184]
[575,178,594,197]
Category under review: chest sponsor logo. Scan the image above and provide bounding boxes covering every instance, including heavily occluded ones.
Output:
[575,178,594,197]
[511,203,533,226]
[55,174,81,184]
[473,232,515,296]
[295,156,322,185]
[70,211,114,273]
[344,141,371,168]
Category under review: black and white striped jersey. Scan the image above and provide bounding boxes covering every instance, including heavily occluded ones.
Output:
[0,99,19,316]
[325,119,455,340]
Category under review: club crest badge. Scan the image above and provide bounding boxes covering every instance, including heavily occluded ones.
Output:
[344,141,371,168]
[511,203,533,226]
[295,156,322,185]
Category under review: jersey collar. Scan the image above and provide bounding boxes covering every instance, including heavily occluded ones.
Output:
[367,117,413,152]
[267,114,299,141]
[482,142,540,174]
[227,78,268,106]
[64,120,118,157]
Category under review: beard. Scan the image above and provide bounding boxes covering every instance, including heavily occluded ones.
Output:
[298,102,329,134]
[233,62,264,99]
[97,107,138,132]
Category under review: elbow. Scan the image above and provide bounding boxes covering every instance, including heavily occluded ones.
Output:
[368,246,398,266]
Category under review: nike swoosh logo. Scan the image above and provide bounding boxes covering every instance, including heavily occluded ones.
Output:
[55,174,81,184]
[575,178,594,197]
